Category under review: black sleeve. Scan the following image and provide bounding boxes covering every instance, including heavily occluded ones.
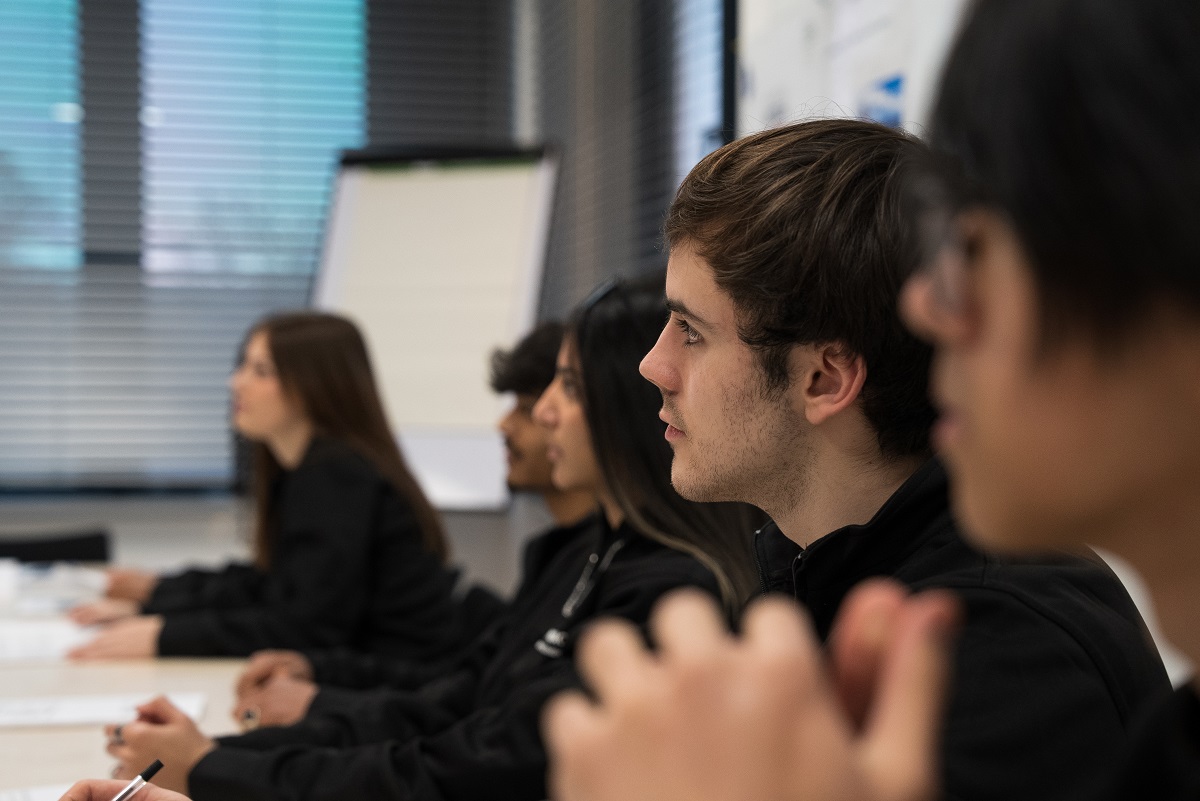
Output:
[306,650,459,692]
[185,548,721,801]
[189,667,575,801]
[156,454,391,656]
[938,587,1167,801]
[221,676,476,753]
[306,650,435,691]
[143,563,265,614]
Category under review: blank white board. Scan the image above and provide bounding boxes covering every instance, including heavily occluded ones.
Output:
[313,149,556,510]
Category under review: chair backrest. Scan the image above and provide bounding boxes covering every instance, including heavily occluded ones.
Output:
[0,529,111,563]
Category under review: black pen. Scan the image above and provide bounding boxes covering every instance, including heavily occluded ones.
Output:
[109,760,164,801]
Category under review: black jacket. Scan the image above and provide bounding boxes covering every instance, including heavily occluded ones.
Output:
[187,514,721,801]
[302,519,587,693]
[1096,684,1200,801]
[147,438,460,659]
[756,459,1171,801]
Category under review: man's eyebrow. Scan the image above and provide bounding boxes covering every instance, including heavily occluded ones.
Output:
[665,297,710,328]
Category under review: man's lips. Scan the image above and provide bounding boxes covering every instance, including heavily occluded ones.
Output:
[659,411,685,441]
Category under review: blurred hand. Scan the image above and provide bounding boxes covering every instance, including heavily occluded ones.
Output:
[68,598,140,626]
[68,615,163,660]
[59,779,191,801]
[543,581,961,801]
[105,568,160,603]
[233,668,318,729]
[235,649,314,697]
[105,696,216,794]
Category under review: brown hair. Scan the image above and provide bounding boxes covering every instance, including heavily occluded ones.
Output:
[664,118,935,459]
[244,311,448,568]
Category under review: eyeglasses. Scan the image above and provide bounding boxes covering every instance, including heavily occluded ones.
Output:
[914,205,970,318]
[908,167,975,319]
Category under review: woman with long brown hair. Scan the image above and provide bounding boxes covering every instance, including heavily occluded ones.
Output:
[68,311,460,660]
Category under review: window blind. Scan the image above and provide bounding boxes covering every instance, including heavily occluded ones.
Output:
[529,0,726,313]
[0,0,81,271]
[0,0,362,488]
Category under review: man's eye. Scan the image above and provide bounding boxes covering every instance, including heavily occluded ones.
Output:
[674,317,700,344]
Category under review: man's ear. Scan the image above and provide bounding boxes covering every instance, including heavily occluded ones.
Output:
[792,343,867,426]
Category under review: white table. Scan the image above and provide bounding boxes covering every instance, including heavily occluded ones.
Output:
[0,657,244,791]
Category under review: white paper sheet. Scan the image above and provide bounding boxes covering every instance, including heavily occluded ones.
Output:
[0,620,93,663]
[0,692,206,728]
[0,785,72,801]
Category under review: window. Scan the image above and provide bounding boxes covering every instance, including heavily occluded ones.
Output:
[0,0,364,488]
[0,0,81,271]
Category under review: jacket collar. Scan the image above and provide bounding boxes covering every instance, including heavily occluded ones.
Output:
[755,458,952,633]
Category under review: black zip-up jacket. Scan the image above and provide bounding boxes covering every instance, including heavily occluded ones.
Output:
[186,514,721,801]
[756,459,1171,801]
[1095,684,1200,800]
[147,438,461,660]
[301,518,588,693]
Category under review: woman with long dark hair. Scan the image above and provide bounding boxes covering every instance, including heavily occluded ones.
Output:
[68,311,459,660]
[94,274,763,801]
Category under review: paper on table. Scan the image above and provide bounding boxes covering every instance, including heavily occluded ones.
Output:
[0,620,93,663]
[0,785,72,801]
[0,692,206,728]
[15,563,107,615]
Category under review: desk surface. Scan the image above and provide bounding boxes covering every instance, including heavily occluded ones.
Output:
[0,657,243,790]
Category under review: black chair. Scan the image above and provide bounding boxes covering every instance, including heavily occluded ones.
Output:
[0,528,112,562]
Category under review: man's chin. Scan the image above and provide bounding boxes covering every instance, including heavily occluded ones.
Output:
[668,464,715,503]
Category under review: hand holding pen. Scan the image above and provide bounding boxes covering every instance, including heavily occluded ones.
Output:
[57,762,192,801]
[104,696,216,794]
[108,761,164,801]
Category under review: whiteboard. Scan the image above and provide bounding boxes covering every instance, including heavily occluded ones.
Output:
[313,149,556,510]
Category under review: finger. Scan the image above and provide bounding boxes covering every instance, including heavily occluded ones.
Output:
[269,665,296,684]
[59,779,130,801]
[741,594,820,654]
[235,663,272,696]
[105,733,138,761]
[67,637,105,660]
[648,589,730,662]
[740,595,831,707]
[136,695,184,723]
[574,618,654,701]
[574,619,651,698]
[827,579,908,728]
[862,591,962,801]
[542,690,606,801]
[232,686,263,724]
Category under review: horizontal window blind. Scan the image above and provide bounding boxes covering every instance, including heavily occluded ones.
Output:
[141,0,364,275]
[0,0,81,271]
[530,0,725,313]
[0,269,309,487]
[0,0,363,489]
